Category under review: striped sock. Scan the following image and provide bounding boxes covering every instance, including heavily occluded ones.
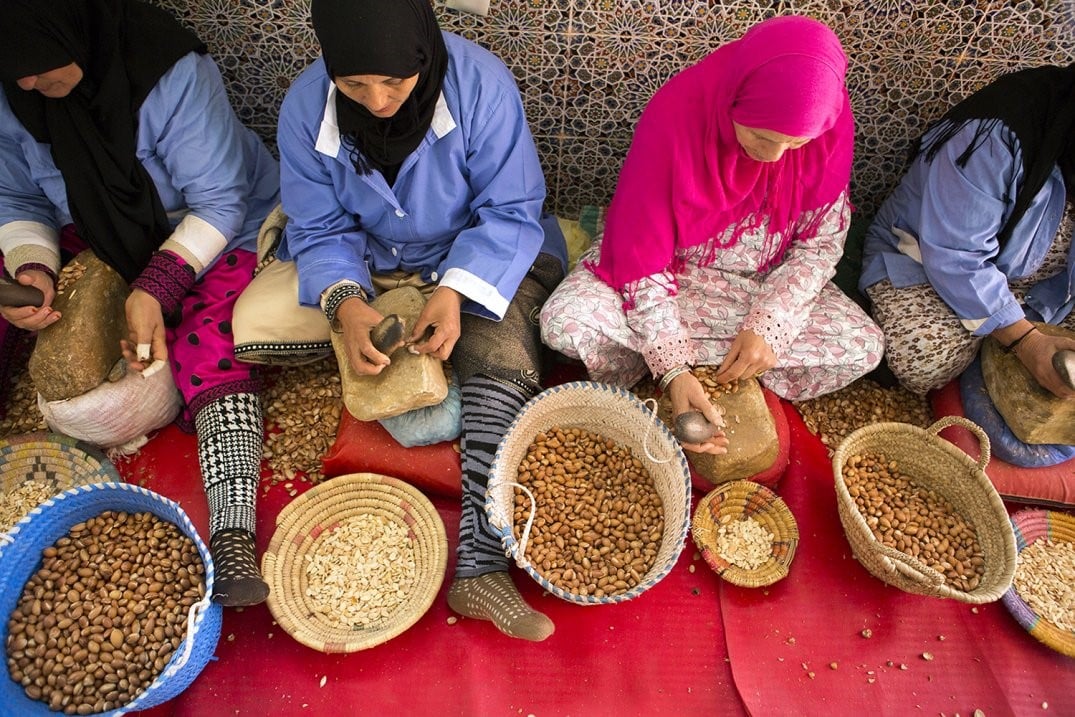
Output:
[454,375,529,577]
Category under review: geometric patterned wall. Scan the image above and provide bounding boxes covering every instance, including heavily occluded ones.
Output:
[153,0,1075,219]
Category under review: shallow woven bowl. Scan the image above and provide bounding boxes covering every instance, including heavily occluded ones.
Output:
[1,432,121,531]
[691,479,799,587]
[486,381,692,605]
[1001,509,1075,658]
[263,473,448,653]
[0,482,221,716]
[832,416,1017,604]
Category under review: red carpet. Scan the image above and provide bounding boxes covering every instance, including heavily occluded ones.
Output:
[111,404,1074,716]
[719,405,1075,717]
[120,426,744,716]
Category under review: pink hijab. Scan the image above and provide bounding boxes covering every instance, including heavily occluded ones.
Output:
[592,15,854,290]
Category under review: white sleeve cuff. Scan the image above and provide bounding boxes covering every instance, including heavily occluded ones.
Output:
[160,213,227,274]
[0,221,61,276]
[439,267,509,320]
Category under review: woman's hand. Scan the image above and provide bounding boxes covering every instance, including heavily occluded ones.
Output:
[337,297,390,376]
[408,286,462,361]
[666,371,729,455]
[1014,329,1075,399]
[0,269,59,330]
[121,289,168,368]
[711,329,777,384]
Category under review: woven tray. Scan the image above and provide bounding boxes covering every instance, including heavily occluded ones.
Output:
[691,480,799,587]
[832,416,1017,604]
[262,473,448,652]
[1,432,121,534]
[1001,509,1075,658]
[486,381,692,605]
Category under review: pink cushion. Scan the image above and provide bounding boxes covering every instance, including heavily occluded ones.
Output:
[931,380,1075,507]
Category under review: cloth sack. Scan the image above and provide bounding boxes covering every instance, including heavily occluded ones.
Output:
[38,359,182,452]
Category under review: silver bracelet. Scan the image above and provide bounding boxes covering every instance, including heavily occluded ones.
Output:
[658,365,692,392]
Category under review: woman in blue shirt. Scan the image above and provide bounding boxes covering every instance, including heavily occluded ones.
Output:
[0,0,279,606]
[860,65,1075,399]
[279,0,566,641]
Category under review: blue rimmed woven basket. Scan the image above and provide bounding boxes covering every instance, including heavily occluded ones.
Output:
[0,482,222,715]
[486,381,692,605]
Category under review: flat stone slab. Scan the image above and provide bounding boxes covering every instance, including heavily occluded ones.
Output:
[29,251,128,402]
[982,323,1075,445]
[335,286,448,421]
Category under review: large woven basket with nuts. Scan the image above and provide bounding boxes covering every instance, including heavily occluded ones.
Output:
[832,416,1017,604]
[1001,509,1075,658]
[0,482,221,715]
[262,473,448,652]
[486,381,692,605]
[691,479,799,588]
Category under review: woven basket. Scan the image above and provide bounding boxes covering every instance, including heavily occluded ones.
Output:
[0,482,221,715]
[262,473,448,652]
[832,416,1017,604]
[1,432,121,532]
[1001,509,1075,658]
[486,381,692,605]
[691,480,799,587]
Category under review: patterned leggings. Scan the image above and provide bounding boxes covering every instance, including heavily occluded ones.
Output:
[866,279,1075,395]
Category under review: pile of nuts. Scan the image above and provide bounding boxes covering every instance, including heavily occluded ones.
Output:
[303,514,417,629]
[260,357,342,487]
[693,366,743,399]
[512,426,664,598]
[842,452,986,591]
[0,480,55,533]
[6,510,205,714]
[795,379,932,454]
[715,515,774,570]
[1012,538,1075,632]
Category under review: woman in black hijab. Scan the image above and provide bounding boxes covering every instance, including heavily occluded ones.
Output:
[0,0,281,606]
[269,0,567,640]
[860,64,1075,403]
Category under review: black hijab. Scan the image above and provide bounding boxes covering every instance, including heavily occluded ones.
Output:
[0,0,205,283]
[918,64,1075,249]
[311,0,448,186]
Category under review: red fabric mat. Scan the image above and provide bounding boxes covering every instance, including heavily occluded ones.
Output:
[118,425,745,716]
[719,404,1075,717]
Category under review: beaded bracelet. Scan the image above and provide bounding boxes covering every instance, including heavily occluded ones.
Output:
[1003,326,1037,354]
[322,282,367,325]
[658,365,692,392]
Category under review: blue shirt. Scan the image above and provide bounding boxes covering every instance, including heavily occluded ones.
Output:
[0,52,279,272]
[276,31,566,320]
[860,120,1074,335]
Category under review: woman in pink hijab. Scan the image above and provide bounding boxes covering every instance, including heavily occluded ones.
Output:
[541,16,883,454]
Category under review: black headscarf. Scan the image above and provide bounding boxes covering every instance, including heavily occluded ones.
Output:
[311,0,448,186]
[918,64,1075,249]
[0,0,205,283]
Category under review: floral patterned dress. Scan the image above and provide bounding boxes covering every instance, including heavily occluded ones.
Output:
[540,194,884,401]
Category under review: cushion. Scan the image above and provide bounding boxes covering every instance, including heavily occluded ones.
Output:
[322,408,463,499]
[931,378,1075,507]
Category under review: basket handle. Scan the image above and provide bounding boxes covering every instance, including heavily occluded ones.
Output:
[501,481,536,570]
[874,543,946,587]
[169,593,212,672]
[926,416,991,471]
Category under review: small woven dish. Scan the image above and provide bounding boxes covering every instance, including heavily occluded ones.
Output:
[262,473,448,653]
[486,381,692,605]
[1001,509,1075,658]
[1,432,121,533]
[691,479,799,587]
[832,416,1017,604]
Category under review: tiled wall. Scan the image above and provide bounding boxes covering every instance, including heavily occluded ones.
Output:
[153,0,1075,218]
